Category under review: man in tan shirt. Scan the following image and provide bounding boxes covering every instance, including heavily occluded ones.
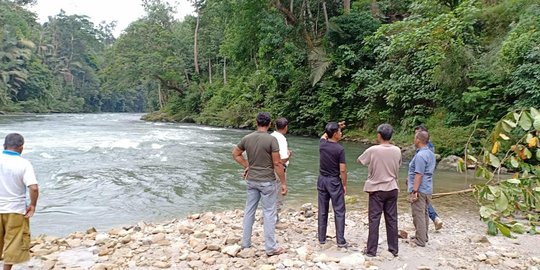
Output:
[357,124,401,257]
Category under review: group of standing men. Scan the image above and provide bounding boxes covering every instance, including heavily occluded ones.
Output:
[232,112,441,258]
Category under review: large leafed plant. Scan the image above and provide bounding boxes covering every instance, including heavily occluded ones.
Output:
[459,107,540,237]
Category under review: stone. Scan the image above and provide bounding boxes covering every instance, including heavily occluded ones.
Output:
[259,265,276,270]
[238,248,256,258]
[417,266,431,270]
[398,230,408,239]
[86,227,97,234]
[503,252,519,259]
[222,244,242,257]
[98,247,111,256]
[193,244,207,253]
[188,261,204,268]
[340,253,365,266]
[476,254,487,261]
[207,243,221,251]
[153,261,171,268]
[485,258,499,265]
[503,260,519,269]
[470,235,490,244]
[178,226,194,235]
[485,251,498,259]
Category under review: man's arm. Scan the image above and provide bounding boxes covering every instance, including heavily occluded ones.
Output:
[25,184,38,218]
[232,146,249,179]
[340,163,347,194]
[273,151,288,195]
[410,172,423,202]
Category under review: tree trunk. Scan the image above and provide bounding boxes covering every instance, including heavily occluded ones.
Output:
[289,0,294,14]
[158,82,164,109]
[322,1,329,32]
[343,0,350,14]
[193,12,200,74]
[223,57,227,85]
[208,59,212,84]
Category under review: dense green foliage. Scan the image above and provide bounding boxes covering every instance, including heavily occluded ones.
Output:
[462,108,540,236]
[2,0,540,155]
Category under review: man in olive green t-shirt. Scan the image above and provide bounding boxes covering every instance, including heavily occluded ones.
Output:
[232,112,288,256]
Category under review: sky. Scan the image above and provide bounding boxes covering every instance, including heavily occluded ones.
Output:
[30,0,194,37]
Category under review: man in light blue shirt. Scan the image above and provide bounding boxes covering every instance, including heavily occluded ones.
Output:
[415,124,443,230]
[408,130,436,247]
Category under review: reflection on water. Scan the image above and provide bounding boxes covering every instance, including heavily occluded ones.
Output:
[0,114,482,236]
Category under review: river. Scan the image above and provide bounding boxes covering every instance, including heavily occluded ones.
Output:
[0,113,480,237]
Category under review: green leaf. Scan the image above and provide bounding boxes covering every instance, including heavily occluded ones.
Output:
[495,192,509,211]
[524,148,532,159]
[502,121,512,133]
[537,150,540,161]
[487,220,498,236]
[499,133,510,140]
[503,119,517,128]
[531,107,540,118]
[511,223,526,234]
[511,156,519,168]
[534,116,540,131]
[495,221,512,238]
[467,155,477,163]
[489,153,501,167]
[513,112,520,121]
[480,206,495,218]
[506,179,521,184]
[519,112,532,130]
[534,187,540,192]
[488,185,499,195]
[457,158,465,173]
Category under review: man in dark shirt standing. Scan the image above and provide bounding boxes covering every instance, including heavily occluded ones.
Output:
[232,112,287,256]
[318,122,348,248]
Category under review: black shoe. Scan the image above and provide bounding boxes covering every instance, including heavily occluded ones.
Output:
[362,248,376,257]
[337,242,349,248]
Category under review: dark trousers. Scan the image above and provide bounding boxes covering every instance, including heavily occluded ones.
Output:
[367,189,398,256]
[317,175,346,245]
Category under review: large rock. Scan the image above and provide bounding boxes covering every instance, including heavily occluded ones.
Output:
[437,155,461,170]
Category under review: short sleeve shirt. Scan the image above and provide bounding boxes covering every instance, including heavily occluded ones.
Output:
[319,139,346,177]
[271,131,289,166]
[0,151,38,214]
[357,144,401,192]
[407,147,436,194]
[237,131,279,181]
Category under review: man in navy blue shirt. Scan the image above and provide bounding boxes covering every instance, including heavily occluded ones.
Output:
[317,122,348,248]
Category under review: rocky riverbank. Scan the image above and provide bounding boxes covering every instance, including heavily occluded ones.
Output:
[23,203,540,270]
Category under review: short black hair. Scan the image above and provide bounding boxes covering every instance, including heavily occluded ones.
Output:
[4,133,24,149]
[275,118,288,130]
[377,123,393,141]
[256,112,272,127]
[415,124,428,132]
[325,122,340,138]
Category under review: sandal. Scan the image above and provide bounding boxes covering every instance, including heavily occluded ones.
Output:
[266,246,286,256]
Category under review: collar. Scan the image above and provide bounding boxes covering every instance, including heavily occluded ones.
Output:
[415,146,429,153]
[2,150,21,156]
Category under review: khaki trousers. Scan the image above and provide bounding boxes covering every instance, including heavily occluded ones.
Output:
[411,192,431,246]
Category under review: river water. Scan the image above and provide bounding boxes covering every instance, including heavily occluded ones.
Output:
[0,113,480,237]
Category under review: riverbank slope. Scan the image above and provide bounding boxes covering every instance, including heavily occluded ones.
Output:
[24,203,540,270]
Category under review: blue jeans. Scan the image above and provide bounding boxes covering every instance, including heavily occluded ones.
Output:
[242,180,278,253]
[428,203,438,221]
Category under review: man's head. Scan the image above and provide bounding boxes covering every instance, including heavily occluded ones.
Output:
[4,133,24,153]
[256,112,272,127]
[275,117,288,133]
[325,122,342,141]
[415,124,428,133]
[415,130,430,147]
[377,123,393,142]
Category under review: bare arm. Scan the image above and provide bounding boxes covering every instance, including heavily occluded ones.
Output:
[410,172,423,202]
[340,163,347,195]
[25,184,39,218]
[232,146,249,179]
[273,151,288,195]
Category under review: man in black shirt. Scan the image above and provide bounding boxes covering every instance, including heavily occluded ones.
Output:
[318,122,348,248]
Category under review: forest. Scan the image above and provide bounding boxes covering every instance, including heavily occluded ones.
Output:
[1,0,539,156]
